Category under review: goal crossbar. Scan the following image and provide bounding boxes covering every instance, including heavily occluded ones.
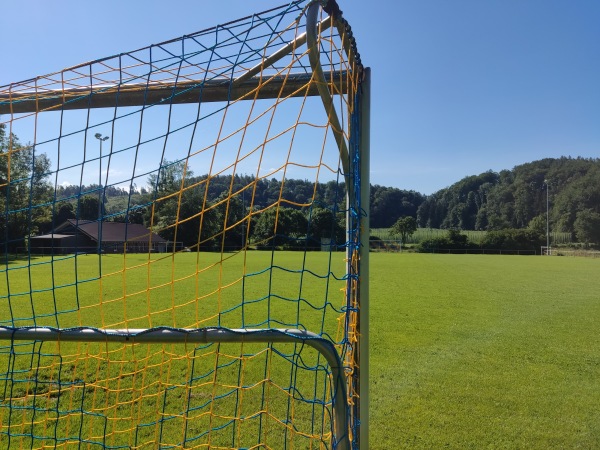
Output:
[0,15,348,115]
[0,71,350,114]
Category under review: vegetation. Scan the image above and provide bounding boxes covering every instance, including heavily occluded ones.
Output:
[573,209,600,244]
[0,124,52,251]
[370,185,425,228]
[417,158,600,242]
[4,122,600,247]
[417,228,479,252]
[415,228,544,253]
[372,227,486,244]
[0,124,347,251]
[371,253,600,448]
[372,228,573,247]
[390,216,418,243]
[3,252,600,448]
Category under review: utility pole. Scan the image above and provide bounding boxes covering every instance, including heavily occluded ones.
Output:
[544,179,550,255]
[94,133,110,254]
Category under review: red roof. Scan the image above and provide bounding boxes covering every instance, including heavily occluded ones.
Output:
[55,220,167,243]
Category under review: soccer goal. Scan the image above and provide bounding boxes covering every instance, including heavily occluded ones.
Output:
[0,1,369,448]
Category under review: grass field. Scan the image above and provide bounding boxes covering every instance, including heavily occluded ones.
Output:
[371,228,573,245]
[371,253,600,449]
[0,252,349,448]
[2,252,600,448]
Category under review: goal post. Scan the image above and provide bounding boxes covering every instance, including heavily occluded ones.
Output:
[0,1,369,448]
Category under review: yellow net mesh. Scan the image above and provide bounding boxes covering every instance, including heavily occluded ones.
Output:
[0,1,364,448]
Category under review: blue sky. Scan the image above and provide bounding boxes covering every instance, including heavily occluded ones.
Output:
[1,0,599,195]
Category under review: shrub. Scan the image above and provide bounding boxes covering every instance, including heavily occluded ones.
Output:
[417,229,477,253]
[480,228,544,252]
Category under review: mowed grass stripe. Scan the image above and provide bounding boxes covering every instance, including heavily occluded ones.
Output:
[371,253,600,449]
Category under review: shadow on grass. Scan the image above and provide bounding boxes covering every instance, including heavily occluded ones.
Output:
[1,253,92,267]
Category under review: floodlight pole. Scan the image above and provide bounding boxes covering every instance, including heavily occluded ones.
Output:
[94,133,109,254]
[544,179,550,254]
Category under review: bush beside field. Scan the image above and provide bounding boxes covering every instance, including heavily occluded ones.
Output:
[371,228,573,245]
[371,227,575,254]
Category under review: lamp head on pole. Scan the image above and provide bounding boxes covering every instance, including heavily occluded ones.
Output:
[95,133,109,142]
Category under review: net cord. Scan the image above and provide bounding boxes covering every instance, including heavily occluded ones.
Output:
[0,326,350,449]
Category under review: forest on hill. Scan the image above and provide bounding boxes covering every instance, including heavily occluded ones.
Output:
[416,157,600,242]
[3,120,600,247]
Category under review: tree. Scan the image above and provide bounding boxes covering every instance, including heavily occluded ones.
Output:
[391,216,417,243]
[147,159,192,195]
[54,202,76,225]
[307,207,345,247]
[413,158,600,235]
[480,228,544,252]
[213,192,247,250]
[252,207,308,248]
[145,160,221,249]
[370,185,424,228]
[77,195,101,221]
[1,123,52,251]
[527,215,546,239]
[417,229,475,253]
[573,209,600,245]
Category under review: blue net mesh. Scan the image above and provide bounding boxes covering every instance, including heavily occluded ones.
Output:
[0,1,365,448]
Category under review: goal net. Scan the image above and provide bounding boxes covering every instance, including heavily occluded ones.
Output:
[0,1,369,448]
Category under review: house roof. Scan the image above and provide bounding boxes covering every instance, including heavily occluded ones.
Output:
[55,219,167,243]
[30,234,73,240]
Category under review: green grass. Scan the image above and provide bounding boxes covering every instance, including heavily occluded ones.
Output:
[3,252,600,448]
[0,251,348,449]
[371,253,600,448]
[1,251,345,333]
[371,228,573,245]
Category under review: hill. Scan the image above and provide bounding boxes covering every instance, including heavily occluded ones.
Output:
[79,157,600,243]
[4,115,598,246]
[416,157,600,241]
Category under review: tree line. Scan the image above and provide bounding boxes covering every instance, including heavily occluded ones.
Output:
[3,120,600,250]
[129,161,347,250]
[0,122,349,251]
[416,157,600,244]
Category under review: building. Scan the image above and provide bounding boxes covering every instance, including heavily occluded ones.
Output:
[29,220,169,254]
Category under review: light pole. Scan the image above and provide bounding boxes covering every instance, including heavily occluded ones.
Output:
[94,133,109,254]
[544,179,550,255]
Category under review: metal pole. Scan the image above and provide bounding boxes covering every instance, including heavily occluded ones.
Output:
[544,179,549,254]
[358,67,371,450]
[0,326,350,449]
[94,133,109,254]
[232,20,332,86]
[305,5,366,447]
[0,73,349,114]
[305,4,351,187]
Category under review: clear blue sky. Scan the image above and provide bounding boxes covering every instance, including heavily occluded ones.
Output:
[2,0,599,195]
